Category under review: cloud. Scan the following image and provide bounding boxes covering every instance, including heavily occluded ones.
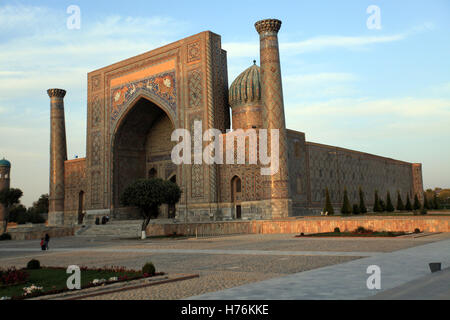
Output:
[223,33,406,58]
[0,4,189,206]
[289,97,450,118]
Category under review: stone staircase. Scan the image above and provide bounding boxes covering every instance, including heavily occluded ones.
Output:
[76,220,142,238]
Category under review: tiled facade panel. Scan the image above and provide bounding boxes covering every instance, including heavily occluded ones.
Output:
[306,142,414,209]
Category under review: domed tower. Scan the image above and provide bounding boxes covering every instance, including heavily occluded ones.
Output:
[0,158,11,224]
[229,61,263,130]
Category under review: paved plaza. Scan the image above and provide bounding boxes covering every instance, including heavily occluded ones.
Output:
[1,233,449,299]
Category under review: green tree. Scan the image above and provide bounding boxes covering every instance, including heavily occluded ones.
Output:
[423,192,430,210]
[405,194,413,211]
[120,178,181,239]
[373,190,382,212]
[396,191,405,211]
[386,191,395,212]
[0,188,23,233]
[323,188,334,215]
[433,193,440,210]
[413,194,421,211]
[29,194,49,214]
[352,204,360,215]
[359,187,367,214]
[8,204,27,223]
[340,188,352,215]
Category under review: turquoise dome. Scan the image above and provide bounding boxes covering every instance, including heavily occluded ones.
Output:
[0,158,11,167]
[229,62,261,107]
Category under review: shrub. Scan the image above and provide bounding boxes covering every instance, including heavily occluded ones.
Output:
[0,233,12,241]
[413,194,421,210]
[414,228,421,234]
[373,190,382,212]
[334,227,340,233]
[420,206,428,215]
[0,267,29,286]
[355,226,372,234]
[423,192,430,210]
[405,194,413,211]
[142,262,156,276]
[352,204,360,215]
[26,259,41,270]
[359,187,367,214]
[396,191,405,211]
[340,188,352,215]
[323,188,334,215]
[386,191,395,212]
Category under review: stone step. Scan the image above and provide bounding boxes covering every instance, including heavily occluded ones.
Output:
[77,222,142,237]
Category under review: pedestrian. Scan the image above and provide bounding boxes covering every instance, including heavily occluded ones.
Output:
[40,238,46,251]
[44,233,50,250]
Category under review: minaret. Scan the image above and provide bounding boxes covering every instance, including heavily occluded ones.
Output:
[0,158,11,229]
[255,19,292,218]
[47,88,67,226]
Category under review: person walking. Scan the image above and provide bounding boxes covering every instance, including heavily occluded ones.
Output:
[40,238,46,251]
[44,233,50,250]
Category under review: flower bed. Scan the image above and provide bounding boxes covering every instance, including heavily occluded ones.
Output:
[0,264,164,300]
[0,267,29,286]
[296,226,408,238]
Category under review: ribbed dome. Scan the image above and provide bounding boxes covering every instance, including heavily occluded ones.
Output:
[0,158,10,167]
[229,62,261,107]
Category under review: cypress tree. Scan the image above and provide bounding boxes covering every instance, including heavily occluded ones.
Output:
[396,191,405,211]
[423,192,430,210]
[352,204,360,215]
[386,191,395,212]
[323,188,334,215]
[413,194,421,211]
[340,188,352,215]
[405,194,413,211]
[359,187,367,214]
[373,190,382,212]
[433,193,440,210]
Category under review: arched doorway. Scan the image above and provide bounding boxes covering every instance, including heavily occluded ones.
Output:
[148,168,157,179]
[231,175,242,219]
[77,191,85,224]
[112,97,177,214]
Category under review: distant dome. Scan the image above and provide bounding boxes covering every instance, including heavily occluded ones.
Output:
[0,158,10,167]
[229,62,261,107]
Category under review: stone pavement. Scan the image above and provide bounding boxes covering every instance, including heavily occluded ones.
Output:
[188,237,450,300]
[369,267,450,300]
[1,233,449,299]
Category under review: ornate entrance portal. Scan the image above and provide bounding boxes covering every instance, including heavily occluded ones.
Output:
[112,97,176,214]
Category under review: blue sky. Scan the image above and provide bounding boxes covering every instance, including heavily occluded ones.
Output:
[0,0,449,206]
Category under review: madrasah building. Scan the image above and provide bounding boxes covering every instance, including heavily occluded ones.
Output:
[45,19,423,226]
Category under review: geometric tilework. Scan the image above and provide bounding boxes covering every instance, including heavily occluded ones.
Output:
[188,69,202,108]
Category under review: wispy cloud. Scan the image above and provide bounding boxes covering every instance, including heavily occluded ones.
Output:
[223,33,406,58]
[289,97,450,117]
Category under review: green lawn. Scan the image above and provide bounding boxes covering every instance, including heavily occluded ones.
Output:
[0,268,142,299]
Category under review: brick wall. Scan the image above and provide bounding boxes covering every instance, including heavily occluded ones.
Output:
[146,216,450,236]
